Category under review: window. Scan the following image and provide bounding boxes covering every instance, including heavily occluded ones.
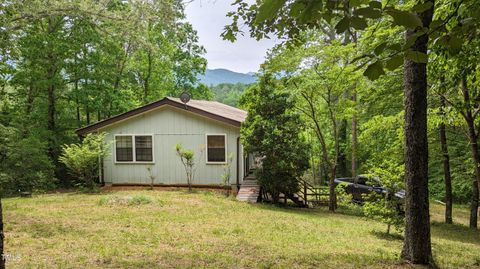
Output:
[116,136,133,162]
[206,134,226,163]
[115,135,153,163]
[135,136,153,162]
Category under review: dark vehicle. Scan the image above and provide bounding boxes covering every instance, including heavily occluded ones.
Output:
[334,175,405,205]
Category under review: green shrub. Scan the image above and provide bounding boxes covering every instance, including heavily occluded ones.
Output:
[363,161,405,235]
[175,144,197,192]
[129,195,152,205]
[59,133,109,191]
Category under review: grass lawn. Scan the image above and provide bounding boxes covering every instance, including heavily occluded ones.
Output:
[4,189,480,268]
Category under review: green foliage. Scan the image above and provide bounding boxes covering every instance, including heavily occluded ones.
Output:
[211,83,250,107]
[363,161,405,234]
[358,113,404,171]
[241,75,310,203]
[223,0,480,84]
[363,61,385,80]
[385,9,423,29]
[428,35,480,207]
[262,34,365,185]
[0,0,208,187]
[0,124,56,195]
[59,133,109,191]
[335,182,354,207]
[225,0,480,214]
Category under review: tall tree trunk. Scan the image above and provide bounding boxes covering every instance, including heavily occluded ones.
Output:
[25,83,35,115]
[46,17,58,161]
[0,199,4,269]
[461,78,480,228]
[439,96,453,224]
[75,81,81,128]
[74,54,81,128]
[143,50,153,104]
[109,42,131,117]
[351,90,357,178]
[329,105,339,212]
[86,105,90,125]
[310,132,318,184]
[329,166,337,211]
[47,72,56,160]
[337,119,348,177]
[401,1,434,263]
[23,82,36,137]
[470,181,479,228]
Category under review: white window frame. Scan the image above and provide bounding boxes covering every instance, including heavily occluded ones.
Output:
[205,133,227,164]
[114,134,155,164]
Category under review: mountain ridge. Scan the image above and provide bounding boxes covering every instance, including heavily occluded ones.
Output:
[198,68,257,86]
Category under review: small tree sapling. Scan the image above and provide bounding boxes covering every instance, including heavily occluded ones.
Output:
[221,153,234,196]
[146,166,156,190]
[175,144,196,192]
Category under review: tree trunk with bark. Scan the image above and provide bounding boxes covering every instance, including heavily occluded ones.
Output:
[439,96,453,224]
[108,42,131,117]
[25,83,35,115]
[461,78,480,228]
[47,69,56,160]
[46,17,58,161]
[337,119,348,177]
[470,181,479,228]
[75,82,81,128]
[401,1,434,263]
[351,90,358,178]
[143,50,153,104]
[86,105,90,125]
[0,199,5,269]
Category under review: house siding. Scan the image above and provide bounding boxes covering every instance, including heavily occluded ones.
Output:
[100,105,244,186]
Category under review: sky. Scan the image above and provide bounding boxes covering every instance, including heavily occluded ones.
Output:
[184,0,279,74]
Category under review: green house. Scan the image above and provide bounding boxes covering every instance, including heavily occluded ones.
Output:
[76,97,249,190]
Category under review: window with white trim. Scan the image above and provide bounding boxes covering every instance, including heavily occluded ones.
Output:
[206,134,226,163]
[115,135,153,163]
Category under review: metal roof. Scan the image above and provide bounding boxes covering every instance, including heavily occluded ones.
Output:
[76,97,247,135]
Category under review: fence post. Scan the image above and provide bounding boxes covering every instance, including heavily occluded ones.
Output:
[303,181,307,206]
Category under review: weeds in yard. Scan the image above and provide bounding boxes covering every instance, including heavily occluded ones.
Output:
[98,195,153,206]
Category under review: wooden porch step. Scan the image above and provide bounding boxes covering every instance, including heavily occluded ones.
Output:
[236,180,261,203]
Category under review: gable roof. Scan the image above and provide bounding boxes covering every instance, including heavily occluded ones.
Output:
[76,97,247,135]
